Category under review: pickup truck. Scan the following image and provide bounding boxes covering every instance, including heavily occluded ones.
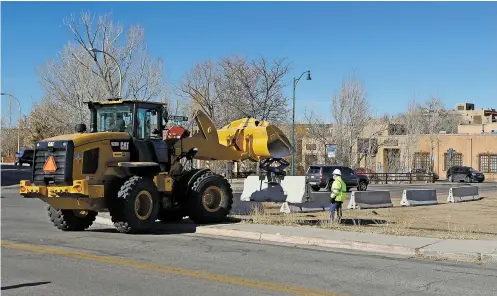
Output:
[306,164,369,192]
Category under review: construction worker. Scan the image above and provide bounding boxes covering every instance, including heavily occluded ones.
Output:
[329,169,346,223]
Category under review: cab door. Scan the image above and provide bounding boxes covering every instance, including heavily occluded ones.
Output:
[131,106,168,167]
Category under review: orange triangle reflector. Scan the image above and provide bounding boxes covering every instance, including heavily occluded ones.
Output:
[43,156,57,173]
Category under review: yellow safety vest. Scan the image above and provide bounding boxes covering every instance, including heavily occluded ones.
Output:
[330,176,347,202]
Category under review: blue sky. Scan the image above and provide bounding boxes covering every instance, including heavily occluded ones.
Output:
[1,1,496,124]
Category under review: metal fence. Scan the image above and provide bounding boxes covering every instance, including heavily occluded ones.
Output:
[364,172,436,184]
[227,171,437,184]
[230,171,257,179]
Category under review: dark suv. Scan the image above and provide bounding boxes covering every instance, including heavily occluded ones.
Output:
[306,164,369,192]
[446,166,484,183]
[15,149,34,166]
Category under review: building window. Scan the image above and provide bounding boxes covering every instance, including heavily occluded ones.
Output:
[479,154,497,173]
[305,154,318,167]
[444,153,463,171]
[382,138,399,146]
[388,124,406,135]
[305,143,317,151]
[413,152,430,169]
[357,138,378,155]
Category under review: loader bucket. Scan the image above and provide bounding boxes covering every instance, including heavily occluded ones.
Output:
[217,118,293,160]
[250,124,292,159]
[265,125,292,159]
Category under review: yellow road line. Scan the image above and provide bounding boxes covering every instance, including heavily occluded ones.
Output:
[1,241,347,296]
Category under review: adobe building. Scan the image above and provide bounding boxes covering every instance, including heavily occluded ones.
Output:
[417,134,497,181]
[455,103,497,124]
[457,122,497,134]
[299,102,497,180]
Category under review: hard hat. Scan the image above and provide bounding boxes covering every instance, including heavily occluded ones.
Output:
[332,169,341,175]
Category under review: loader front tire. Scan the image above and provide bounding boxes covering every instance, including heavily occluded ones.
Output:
[110,176,159,233]
[186,171,233,224]
[48,206,97,231]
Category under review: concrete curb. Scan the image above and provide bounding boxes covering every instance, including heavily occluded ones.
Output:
[1,184,21,189]
[93,216,497,264]
[416,248,483,263]
[95,216,114,226]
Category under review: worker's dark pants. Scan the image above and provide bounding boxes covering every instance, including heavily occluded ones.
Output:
[329,198,343,221]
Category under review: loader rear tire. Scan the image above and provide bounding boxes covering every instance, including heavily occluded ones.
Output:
[110,176,160,234]
[48,206,97,231]
[186,171,233,224]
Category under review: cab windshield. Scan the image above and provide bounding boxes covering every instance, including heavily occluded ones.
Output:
[96,105,133,133]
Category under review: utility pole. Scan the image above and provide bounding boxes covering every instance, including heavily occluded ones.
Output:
[291,70,311,176]
[1,92,21,154]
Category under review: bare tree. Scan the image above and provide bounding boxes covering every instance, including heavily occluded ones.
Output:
[22,97,75,145]
[178,60,227,126]
[356,114,390,170]
[395,98,424,171]
[303,108,334,164]
[179,55,291,129]
[415,96,462,170]
[35,11,168,129]
[331,75,372,167]
[64,11,167,100]
[395,96,463,172]
[419,96,462,135]
[0,117,13,158]
[0,99,17,156]
[218,56,291,124]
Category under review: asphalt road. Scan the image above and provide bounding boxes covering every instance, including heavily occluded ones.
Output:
[3,163,496,197]
[1,164,32,187]
[2,186,497,296]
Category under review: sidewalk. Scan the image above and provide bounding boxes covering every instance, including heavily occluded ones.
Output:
[95,213,497,264]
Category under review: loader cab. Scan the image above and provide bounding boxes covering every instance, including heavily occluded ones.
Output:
[86,98,171,171]
[86,98,169,138]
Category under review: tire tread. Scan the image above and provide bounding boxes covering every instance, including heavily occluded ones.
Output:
[110,175,158,233]
[48,206,97,231]
[187,170,233,223]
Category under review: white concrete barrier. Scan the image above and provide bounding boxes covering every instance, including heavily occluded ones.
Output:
[347,190,392,209]
[240,176,307,203]
[230,193,263,215]
[400,189,438,206]
[447,186,480,203]
[279,192,330,213]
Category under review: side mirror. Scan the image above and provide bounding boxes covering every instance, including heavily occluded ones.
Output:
[75,123,87,133]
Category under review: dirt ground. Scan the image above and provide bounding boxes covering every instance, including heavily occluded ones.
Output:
[232,191,497,240]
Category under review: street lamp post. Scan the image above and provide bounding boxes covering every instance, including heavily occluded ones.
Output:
[291,70,311,176]
[1,92,21,154]
[88,48,123,97]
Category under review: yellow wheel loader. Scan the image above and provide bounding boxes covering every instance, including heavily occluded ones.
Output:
[19,98,299,233]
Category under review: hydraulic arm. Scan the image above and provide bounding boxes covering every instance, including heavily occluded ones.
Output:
[174,110,293,182]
